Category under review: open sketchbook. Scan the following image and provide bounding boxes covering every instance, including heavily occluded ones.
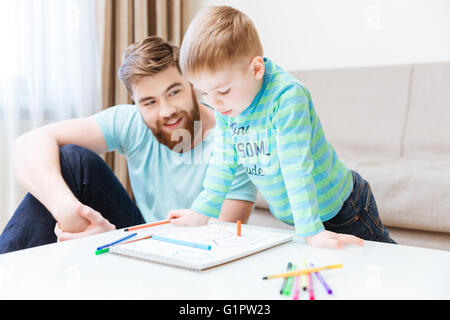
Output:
[109,222,294,271]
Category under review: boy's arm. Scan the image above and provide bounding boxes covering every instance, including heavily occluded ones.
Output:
[169,113,239,224]
[272,85,323,237]
[273,86,363,248]
[190,113,239,218]
[219,159,258,223]
[219,199,254,223]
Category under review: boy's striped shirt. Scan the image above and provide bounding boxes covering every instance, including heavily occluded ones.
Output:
[191,57,353,237]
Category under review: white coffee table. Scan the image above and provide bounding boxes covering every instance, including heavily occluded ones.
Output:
[0,222,449,300]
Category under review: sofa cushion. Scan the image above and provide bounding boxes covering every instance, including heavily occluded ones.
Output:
[291,65,412,159]
[403,62,450,159]
[347,158,450,234]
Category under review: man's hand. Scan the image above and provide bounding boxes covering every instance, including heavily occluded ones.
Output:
[305,230,364,249]
[54,203,116,241]
[167,209,210,226]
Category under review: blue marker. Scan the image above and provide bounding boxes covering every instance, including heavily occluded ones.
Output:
[151,235,211,250]
[97,232,138,250]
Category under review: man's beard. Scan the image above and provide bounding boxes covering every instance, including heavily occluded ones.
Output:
[151,91,201,151]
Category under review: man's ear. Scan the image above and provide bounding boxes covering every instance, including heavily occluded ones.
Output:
[250,56,265,80]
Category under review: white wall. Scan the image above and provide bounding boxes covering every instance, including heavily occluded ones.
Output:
[187,0,450,70]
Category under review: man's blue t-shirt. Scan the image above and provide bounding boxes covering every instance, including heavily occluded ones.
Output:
[93,105,257,222]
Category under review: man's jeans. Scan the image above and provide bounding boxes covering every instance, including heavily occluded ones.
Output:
[324,170,397,244]
[0,144,145,254]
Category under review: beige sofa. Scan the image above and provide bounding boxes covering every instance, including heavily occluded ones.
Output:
[247,61,450,251]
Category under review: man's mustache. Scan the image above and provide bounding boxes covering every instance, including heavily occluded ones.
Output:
[158,114,182,126]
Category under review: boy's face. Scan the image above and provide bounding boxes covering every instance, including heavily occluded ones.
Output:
[189,57,265,117]
[131,66,200,150]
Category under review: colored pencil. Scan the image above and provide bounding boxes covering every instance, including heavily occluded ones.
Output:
[262,264,343,280]
[237,220,242,236]
[124,219,171,232]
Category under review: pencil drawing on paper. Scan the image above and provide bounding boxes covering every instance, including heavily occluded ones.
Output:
[164,224,271,249]
[203,225,269,248]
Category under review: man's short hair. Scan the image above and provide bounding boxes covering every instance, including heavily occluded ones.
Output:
[180,5,263,77]
[118,36,180,96]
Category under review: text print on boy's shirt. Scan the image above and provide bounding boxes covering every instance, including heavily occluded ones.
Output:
[230,122,272,177]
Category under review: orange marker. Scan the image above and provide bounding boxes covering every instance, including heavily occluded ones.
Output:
[237,220,242,236]
[121,235,152,245]
[95,235,152,255]
[124,219,171,232]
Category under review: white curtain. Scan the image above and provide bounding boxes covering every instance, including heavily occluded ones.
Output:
[0,0,101,229]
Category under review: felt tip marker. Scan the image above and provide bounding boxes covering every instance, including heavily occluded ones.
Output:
[97,232,138,250]
[310,262,333,295]
[151,235,211,250]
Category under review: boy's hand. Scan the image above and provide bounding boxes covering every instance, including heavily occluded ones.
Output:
[168,209,210,226]
[54,203,116,241]
[305,230,364,249]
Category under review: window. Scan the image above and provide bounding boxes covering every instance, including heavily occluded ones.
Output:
[0,0,100,225]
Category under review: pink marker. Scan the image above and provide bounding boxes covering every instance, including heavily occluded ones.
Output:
[308,272,315,300]
[292,276,300,300]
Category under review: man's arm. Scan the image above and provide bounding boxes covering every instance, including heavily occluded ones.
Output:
[12,116,108,232]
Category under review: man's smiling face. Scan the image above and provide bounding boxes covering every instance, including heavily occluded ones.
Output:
[131,65,200,150]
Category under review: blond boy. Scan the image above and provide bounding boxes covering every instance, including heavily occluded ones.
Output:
[169,6,396,249]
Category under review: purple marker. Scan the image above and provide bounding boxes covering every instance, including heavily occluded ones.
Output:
[310,262,333,295]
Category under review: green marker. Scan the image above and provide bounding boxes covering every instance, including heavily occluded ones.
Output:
[95,248,110,255]
[279,262,292,294]
[282,264,297,296]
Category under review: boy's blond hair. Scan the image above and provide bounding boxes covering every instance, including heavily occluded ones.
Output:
[180,6,263,77]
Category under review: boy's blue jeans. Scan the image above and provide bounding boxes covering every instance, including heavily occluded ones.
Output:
[0,145,395,255]
[324,170,396,244]
[0,144,145,254]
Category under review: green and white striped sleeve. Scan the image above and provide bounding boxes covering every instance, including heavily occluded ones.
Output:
[272,85,325,237]
[190,113,238,218]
